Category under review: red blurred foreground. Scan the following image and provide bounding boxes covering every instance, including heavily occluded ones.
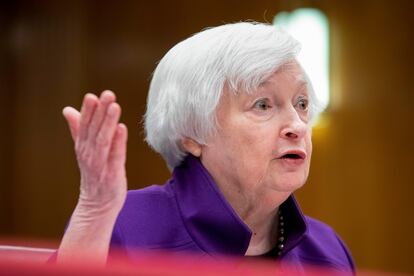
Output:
[0,239,411,276]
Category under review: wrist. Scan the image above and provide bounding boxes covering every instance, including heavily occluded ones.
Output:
[73,197,123,224]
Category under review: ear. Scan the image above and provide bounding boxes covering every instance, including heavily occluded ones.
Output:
[181,137,202,157]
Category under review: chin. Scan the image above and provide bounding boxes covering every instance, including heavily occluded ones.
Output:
[269,175,307,193]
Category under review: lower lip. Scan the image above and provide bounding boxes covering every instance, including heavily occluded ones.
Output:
[276,158,305,166]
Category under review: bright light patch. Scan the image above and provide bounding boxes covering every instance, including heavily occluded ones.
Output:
[274,9,330,111]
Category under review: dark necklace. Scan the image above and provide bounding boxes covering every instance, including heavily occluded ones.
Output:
[245,209,286,259]
[276,209,285,257]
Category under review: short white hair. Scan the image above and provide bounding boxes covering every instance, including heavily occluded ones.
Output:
[144,22,321,169]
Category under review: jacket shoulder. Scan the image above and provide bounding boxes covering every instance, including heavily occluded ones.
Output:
[111,184,194,250]
[296,216,355,271]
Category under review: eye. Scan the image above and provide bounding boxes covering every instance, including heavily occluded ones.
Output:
[253,98,271,111]
[295,97,309,111]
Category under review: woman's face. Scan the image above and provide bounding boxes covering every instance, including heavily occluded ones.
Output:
[200,62,312,202]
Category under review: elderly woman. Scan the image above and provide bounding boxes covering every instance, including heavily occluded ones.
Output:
[57,22,354,272]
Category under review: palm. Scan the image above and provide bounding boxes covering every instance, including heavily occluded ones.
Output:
[63,91,128,212]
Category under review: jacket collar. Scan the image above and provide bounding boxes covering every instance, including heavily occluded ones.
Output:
[172,155,307,257]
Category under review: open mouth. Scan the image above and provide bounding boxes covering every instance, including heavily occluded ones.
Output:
[281,153,303,159]
[276,150,306,160]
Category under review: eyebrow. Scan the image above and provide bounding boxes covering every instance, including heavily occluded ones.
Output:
[295,77,308,91]
[295,73,308,84]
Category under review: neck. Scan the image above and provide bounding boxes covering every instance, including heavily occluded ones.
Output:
[216,182,289,256]
[244,205,280,256]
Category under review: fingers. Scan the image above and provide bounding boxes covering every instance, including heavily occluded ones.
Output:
[95,102,122,162]
[88,91,116,142]
[78,94,99,142]
[108,123,128,174]
[62,106,81,142]
[68,90,128,212]
[72,90,126,170]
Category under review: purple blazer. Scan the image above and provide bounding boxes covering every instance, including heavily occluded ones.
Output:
[110,155,355,273]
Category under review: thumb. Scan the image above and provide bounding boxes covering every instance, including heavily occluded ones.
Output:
[62,106,80,142]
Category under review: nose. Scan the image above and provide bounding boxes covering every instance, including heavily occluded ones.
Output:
[280,108,308,140]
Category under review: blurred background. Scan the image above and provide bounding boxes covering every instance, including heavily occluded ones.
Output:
[1,0,413,274]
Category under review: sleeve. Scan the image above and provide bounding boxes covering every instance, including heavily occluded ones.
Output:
[335,234,356,273]
[300,216,356,274]
[107,220,128,263]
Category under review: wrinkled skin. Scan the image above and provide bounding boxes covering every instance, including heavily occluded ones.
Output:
[58,91,128,263]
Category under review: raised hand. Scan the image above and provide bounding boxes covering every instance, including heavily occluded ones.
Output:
[58,91,128,264]
[63,91,128,213]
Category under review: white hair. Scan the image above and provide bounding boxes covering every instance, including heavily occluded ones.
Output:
[144,22,322,169]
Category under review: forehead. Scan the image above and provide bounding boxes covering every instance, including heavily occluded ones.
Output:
[259,62,308,90]
[219,61,309,108]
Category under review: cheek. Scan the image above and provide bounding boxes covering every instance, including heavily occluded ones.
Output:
[217,125,272,175]
[306,131,312,156]
[304,132,312,172]
[230,125,272,157]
